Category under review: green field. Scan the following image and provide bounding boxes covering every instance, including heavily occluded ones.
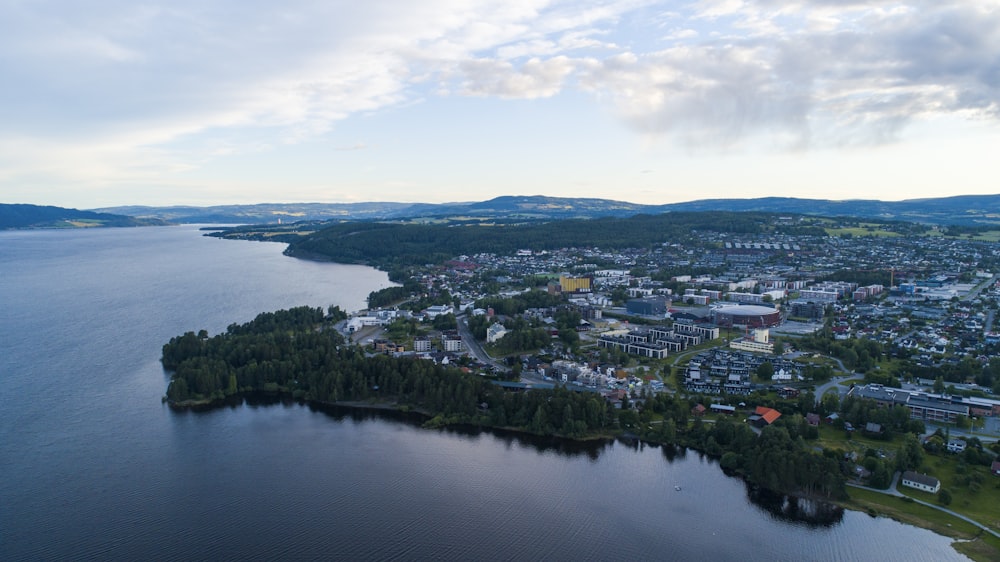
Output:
[844,488,1000,561]
[824,226,902,238]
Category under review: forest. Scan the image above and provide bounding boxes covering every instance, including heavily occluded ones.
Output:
[281,211,780,268]
[162,306,854,500]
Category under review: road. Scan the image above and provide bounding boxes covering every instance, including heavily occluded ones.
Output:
[457,315,509,374]
[813,355,859,405]
[961,273,998,302]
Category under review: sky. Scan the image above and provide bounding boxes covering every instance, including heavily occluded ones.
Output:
[2,0,999,208]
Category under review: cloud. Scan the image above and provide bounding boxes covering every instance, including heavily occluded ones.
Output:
[1,0,999,201]
[575,1,1000,147]
[458,56,576,98]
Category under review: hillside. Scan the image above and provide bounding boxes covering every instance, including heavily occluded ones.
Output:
[0,204,170,229]
[95,194,1000,226]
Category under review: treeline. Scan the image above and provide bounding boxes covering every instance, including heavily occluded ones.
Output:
[163,306,856,499]
[283,212,779,268]
[627,392,847,499]
[161,307,611,437]
[475,290,564,316]
[368,278,422,309]
[798,327,885,373]
[820,269,892,288]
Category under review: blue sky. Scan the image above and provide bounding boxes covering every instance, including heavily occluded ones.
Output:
[2,0,999,208]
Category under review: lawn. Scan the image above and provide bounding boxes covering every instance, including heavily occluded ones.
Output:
[843,488,1000,561]
[814,424,899,454]
[824,226,902,238]
[903,455,1000,533]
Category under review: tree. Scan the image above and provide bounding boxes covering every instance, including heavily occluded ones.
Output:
[933,376,945,394]
[773,340,785,355]
[756,361,774,381]
[897,434,924,472]
[938,488,952,506]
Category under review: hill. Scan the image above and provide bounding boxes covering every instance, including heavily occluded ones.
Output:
[0,204,170,229]
[95,194,1000,226]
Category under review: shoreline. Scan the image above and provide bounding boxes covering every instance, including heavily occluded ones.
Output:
[165,393,999,560]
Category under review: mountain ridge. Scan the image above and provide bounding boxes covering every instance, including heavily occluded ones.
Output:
[92,194,1000,226]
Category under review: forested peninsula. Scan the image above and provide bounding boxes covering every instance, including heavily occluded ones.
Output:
[162,306,846,500]
[208,211,835,270]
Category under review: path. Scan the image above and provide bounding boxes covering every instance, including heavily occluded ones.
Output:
[847,472,1000,540]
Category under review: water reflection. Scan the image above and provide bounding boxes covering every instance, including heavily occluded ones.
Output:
[202,397,841,530]
[745,484,845,528]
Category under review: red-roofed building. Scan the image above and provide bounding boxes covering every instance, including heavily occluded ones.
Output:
[750,406,782,427]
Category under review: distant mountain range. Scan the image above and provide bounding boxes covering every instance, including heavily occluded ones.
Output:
[0,204,169,229]
[5,193,999,229]
[94,194,1000,226]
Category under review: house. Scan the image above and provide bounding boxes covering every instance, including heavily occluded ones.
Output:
[749,406,781,428]
[901,471,941,494]
[486,323,508,343]
[947,440,967,453]
[692,403,707,416]
[991,460,1000,476]
[806,413,821,426]
[710,404,737,415]
[864,422,884,436]
[825,412,840,424]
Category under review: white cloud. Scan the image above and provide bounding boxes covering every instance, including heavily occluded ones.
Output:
[1,0,999,204]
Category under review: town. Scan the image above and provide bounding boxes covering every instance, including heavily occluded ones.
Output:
[336,214,1000,534]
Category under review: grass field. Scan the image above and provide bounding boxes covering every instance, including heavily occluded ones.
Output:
[824,225,902,238]
[906,456,1000,532]
[843,488,1000,561]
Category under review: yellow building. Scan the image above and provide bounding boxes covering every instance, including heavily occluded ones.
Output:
[559,275,592,293]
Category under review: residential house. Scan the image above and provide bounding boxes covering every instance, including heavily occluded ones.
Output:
[901,471,941,494]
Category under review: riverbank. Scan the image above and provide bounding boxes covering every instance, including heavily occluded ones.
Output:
[842,487,1000,561]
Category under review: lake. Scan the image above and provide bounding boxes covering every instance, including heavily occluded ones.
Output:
[0,226,969,560]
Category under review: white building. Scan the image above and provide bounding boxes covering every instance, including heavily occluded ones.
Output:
[442,335,463,352]
[424,305,454,318]
[486,323,508,343]
[901,471,941,494]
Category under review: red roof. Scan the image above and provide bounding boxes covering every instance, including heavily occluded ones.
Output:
[754,406,782,424]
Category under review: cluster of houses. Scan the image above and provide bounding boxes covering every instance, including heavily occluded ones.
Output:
[683,349,803,395]
[596,323,719,360]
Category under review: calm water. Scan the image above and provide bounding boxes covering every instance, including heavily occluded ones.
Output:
[0,226,969,560]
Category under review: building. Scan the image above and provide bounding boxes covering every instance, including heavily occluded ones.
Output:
[442,334,463,352]
[729,328,774,354]
[789,301,825,321]
[901,471,941,494]
[710,404,737,415]
[626,296,670,317]
[597,333,669,359]
[673,322,720,341]
[749,406,781,427]
[486,323,508,343]
[413,336,431,352]
[559,275,592,293]
[712,305,782,328]
[847,384,971,424]
[423,304,454,318]
[946,440,967,453]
